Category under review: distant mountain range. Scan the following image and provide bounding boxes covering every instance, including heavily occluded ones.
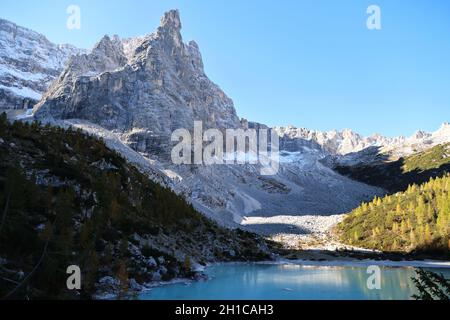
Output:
[275,122,450,159]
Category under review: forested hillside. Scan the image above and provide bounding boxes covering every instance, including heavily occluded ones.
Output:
[0,114,272,299]
[337,174,450,256]
[335,143,450,193]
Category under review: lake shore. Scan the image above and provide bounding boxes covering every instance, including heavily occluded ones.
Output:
[137,261,450,300]
[243,214,449,262]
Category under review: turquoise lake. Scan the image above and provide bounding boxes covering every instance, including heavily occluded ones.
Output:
[139,262,450,300]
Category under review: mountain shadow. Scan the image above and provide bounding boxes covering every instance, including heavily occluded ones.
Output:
[334,144,450,193]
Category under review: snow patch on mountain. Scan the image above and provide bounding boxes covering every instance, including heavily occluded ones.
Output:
[275,123,450,167]
[274,126,404,156]
[0,84,41,100]
[0,18,86,110]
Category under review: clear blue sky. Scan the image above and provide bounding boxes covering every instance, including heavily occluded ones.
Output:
[1,0,449,137]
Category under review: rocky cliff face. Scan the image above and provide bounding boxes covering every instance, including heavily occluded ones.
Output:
[0,18,85,111]
[28,10,384,231]
[34,10,240,156]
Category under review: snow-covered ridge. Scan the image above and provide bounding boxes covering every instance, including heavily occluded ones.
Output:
[274,123,450,158]
[0,18,86,110]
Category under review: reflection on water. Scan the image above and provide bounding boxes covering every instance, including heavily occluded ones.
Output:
[139,263,450,300]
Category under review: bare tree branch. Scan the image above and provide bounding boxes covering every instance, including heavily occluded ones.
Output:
[0,191,11,235]
[2,237,50,299]
[0,276,20,285]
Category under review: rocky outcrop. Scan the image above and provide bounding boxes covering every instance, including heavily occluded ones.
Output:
[34,10,240,156]
[0,18,85,111]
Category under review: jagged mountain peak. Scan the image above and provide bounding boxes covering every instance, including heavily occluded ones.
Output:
[53,34,127,84]
[152,9,184,54]
[436,122,450,134]
[94,34,123,52]
[186,40,204,71]
[33,9,240,152]
[413,130,429,140]
[159,9,182,32]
